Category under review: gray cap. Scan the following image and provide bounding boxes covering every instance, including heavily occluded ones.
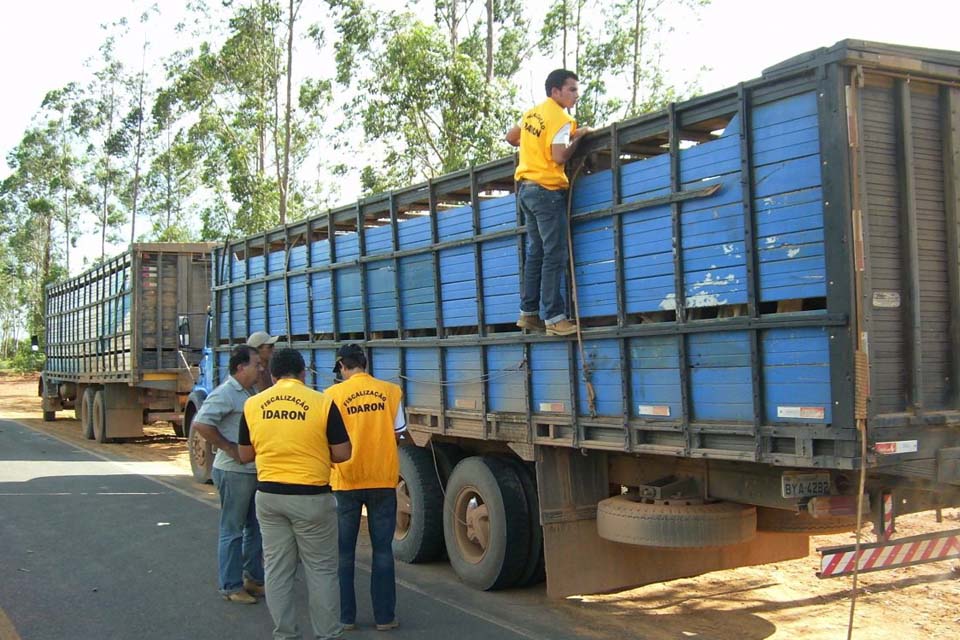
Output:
[247,331,279,348]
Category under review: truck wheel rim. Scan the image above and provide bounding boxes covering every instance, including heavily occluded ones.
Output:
[395,478,412,541]
[453,487,489,564]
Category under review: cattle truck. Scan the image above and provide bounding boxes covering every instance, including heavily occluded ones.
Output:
[40,243,215,442]
[188,41,960,596]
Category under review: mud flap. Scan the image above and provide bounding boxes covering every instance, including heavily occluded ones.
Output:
[102,384,146,439]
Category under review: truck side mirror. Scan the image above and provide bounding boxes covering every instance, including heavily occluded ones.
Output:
[30,335,39,352]
[178,315,190,348]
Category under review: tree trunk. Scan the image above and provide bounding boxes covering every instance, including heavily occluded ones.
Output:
[258,0,268,176]
[130,42,148,245]
[629,0,645,115]
[562,0,568,69]
[448,0,460,53]
[61,119,70,274]
[43,215,53,293]
[280,0,298,225]
[102,82,116,260]
[575,0,582,72]
[485,0,494,83]
[165,123,174,232]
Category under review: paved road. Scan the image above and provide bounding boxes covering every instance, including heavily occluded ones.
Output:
[0,419,585,640]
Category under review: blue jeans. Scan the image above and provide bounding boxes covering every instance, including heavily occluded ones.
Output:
[212,467,264,594]
[336,488,397,626]
[519,181,569,324]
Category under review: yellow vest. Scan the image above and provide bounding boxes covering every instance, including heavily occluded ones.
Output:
[243,378,335,486]
[325,373,403,491]
[514,98,577,190]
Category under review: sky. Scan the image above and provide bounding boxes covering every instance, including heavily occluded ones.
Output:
[1,0,958,272]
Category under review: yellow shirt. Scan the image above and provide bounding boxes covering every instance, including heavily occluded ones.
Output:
[325,373,404,491]
[514,98,577,190]
[242,378,338,487]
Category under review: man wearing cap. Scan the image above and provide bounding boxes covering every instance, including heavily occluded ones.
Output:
[239,348,352,640]
[326,344,406,632]
[247,331,279,392]
[192,344,265,604]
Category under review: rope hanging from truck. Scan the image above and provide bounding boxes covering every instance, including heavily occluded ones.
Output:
[566,158,598,418]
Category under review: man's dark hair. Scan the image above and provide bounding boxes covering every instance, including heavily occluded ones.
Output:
[271,348,305,379]
[228,345,257,375]
[545,69,578,96]
[335,343,367,372]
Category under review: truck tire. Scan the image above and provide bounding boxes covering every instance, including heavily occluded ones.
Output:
[756,507,861,534]
[171,416,186,439]
[443,456,531,590]
[92,390,110,444]
[81,388,96,440]
[43,410,56,422]
[505,458,545,587]
[394,446,444,564]
[186,405,213,484]
[597,495,756,548]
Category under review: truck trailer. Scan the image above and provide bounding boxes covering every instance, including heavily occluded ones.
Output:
[40,243,215,442]
[184,40,960,597]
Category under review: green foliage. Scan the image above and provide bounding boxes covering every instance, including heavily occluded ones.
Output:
[10,341,45,374]
[160,0,332,238]
[1,125,65,337]
[1,0,708,343]
[539,0,709,126]
[329,3,520,192]
[577,0,710,125]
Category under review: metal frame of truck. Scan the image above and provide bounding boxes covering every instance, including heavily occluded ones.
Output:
[40,243,215,442]
[196,41,960,597]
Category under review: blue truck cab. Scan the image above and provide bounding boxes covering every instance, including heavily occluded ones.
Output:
[184,307,217,482]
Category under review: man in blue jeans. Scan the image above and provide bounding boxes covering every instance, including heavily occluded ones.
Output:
[326,344,406,631]
[506,68,592,336]
[192,344,265,604]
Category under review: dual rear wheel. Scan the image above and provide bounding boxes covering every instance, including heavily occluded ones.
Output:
[394,446,545,590]
[77,387,112,443]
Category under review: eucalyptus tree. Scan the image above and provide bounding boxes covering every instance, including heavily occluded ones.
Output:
[325,0,526,193]
[118,9,160,245]
[0,127,69,337]
[141,94,197,241]
[160,0,330,237]
[77,32,131,260]
[538,0,585,71]
[0,245,22,359]
[38,83,93,274]
[540,0,710,127]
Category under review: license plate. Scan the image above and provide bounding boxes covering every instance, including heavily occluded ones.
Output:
[781,472,831,498]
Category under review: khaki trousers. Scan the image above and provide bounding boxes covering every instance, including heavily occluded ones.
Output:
[255,491,341,640]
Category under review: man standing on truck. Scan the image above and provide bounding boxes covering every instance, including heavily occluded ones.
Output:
[326,344,406,632]
[191,344,265,604]
[238,348,352,640]
[247,331,279,392]
[506,69,592,337]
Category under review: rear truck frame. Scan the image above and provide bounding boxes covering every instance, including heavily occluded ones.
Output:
[198,40,960,597]
[40,243,215,444]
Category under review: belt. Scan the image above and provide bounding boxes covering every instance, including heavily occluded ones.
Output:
[257,481,332,495]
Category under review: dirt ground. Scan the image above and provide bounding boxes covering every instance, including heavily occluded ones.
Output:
[3,373,958,639]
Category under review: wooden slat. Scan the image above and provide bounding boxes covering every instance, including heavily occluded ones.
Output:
[942,86,960,407]
[896,79,926,410]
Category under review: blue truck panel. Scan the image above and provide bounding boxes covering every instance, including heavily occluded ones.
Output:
[445,347,484,410]
[208,53,960,477]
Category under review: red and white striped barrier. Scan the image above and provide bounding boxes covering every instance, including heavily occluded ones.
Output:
[818,528,960,578]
